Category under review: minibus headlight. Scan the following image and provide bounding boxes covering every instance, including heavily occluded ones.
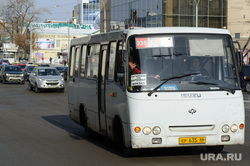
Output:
[222,124,230,133]
[143,127,151,135]
[231,124,238,132]
[152,126,161,135]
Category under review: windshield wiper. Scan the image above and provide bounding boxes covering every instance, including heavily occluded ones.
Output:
[187,81,236,94]
[147,73,200,96]
[153,53,183,58]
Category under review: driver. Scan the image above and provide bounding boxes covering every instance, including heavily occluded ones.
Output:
[189,57,209,76]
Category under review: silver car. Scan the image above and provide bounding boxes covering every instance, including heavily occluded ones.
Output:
[28,67,65,93]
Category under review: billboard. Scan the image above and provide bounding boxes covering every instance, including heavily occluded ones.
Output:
[36,39,55,49]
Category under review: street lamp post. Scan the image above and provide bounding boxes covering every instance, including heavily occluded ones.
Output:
[54,5,70,53]
[194,0,201,27]
[30,28,32,62]
[100,0,106,33]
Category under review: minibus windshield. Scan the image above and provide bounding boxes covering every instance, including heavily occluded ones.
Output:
[128,34,239,92]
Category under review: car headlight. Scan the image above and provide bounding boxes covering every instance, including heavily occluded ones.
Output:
[222,124,230,133]
[142,127,151,135]
[231,124,238,132]
[38,78,44,81]
[20,74,24,76]
[152,126,161,135]
[6,73,10,76]
[61,78,64,81]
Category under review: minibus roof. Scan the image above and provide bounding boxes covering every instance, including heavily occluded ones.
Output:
[125,27,231,37]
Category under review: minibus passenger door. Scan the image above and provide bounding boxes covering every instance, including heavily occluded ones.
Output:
[68,46,80,119]
[98,45,108,134]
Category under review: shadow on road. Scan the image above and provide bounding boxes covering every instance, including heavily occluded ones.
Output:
[42,115,85,140]
[42,115,229,158]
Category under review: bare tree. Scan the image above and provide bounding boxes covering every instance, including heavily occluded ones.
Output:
[0,0,49,58]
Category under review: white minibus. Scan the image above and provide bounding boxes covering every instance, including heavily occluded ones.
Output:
[68,27,245,155]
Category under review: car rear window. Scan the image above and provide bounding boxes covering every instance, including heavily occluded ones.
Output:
[243,66,250,76]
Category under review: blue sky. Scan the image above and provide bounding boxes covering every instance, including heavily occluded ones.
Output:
[34,0,77,22]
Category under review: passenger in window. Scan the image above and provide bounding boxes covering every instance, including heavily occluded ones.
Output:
[129,56,141,74]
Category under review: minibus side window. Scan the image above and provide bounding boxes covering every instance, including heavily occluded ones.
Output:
[87,44,100,79]
[74,47,81,77]
[115,41,125,87]
[69,46,75,77]
[108,42,117,81]
[80,45,87,78]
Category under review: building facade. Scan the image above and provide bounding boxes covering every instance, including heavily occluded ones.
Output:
[101,0,227,32]
[75,0,101,29]
[30,22,99,63]
[100,0,250,54]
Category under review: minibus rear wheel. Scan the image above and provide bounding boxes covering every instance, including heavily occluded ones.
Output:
[80,105,93,139]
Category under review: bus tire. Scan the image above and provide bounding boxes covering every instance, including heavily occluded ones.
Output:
[246,82,250,92]
[80,105,93,139]
[206,145,224,154]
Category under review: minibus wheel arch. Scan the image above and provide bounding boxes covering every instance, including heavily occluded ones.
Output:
[113,115,135,156]
[79,104,93,138]
[113,115,123,145]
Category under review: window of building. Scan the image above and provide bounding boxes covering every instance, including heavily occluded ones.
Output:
[56,40,60,47]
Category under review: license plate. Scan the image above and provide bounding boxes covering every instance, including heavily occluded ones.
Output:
[179,137,206,144]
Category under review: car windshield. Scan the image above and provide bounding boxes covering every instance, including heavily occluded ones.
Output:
[27,66,35,72]
[5,66,22,72]
[55,67,65,71]
[128,34,239,92]
[38,69,60,76]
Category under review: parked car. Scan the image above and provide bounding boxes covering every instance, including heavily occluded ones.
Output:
[0,59,10,65]
[28,67,65,93]
[55,66,68,80]
[35,64,50,67]
[26,62,35,66]
[23,65,35,81]
[0,65,24,84]
[14,63,26,71]
[243,65,250,92]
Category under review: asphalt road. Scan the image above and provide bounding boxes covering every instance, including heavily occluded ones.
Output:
[0,82,249,166]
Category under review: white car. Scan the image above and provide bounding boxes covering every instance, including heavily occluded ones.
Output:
[28,67,65,93]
